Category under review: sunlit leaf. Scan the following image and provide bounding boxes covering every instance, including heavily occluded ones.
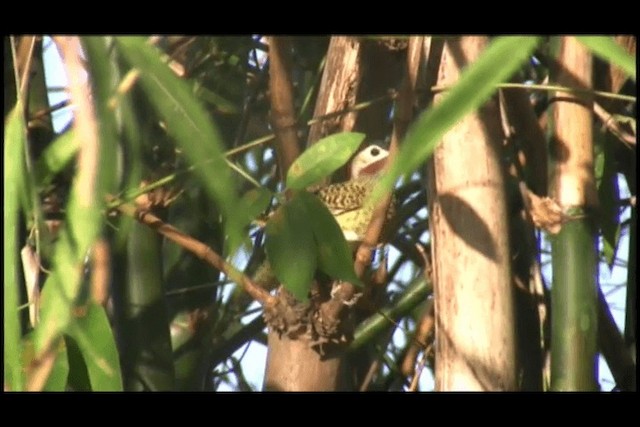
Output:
[66,302,123,391]
[577,36,636,82]
[22,333,70,391]
[82,36,120,199]
[4,103,27,391]
[34,37,113,355]
[115,36,246,253]
[374,36,541,200]
[34,129,78,188]
[287,132,366,190]
[33,234,82,353]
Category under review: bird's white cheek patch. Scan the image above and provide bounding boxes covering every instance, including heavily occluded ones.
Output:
[359,158,387,176]
[342,230,360,242]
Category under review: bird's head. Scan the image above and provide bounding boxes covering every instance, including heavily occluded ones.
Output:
[349,144,389,179]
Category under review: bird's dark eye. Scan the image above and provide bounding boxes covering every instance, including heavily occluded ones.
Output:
[370,147,380,157]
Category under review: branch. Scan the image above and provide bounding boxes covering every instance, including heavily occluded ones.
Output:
[108,195,276,308]
[593,101,636,147]
[500,82,549,196]
[267,36,300,182]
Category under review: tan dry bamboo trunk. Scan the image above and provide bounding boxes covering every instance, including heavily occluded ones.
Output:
[427,36,517,391]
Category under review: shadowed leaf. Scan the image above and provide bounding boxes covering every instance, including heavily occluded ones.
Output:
[265,194,317,301]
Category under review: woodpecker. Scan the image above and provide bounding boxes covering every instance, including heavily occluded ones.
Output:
[314,144,395,245]
[252,144,395,288]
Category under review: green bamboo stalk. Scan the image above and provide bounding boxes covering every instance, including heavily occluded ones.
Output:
[119,223,176,391]
[550,218,598,390]
[550,36,599,391]
[349,277,431,352]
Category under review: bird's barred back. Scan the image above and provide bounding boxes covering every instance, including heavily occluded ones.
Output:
[315,179,371,212]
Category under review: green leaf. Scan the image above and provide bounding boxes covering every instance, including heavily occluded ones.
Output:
[264,194,317,301]
[82,37,120,199]
[298,191,363,287]
[374,36,541,200]
[21,333,70,391]
[33,234,83,353]
[34,129,79,188]
[66,303,123,391]
[115,36,245,253]
[194,82,241,114]
[286,132,366,190]
[4,103,27,391]
[577,36,636,82]
[240,187,274,222]
[65,335,91,391]
[33,38,115,355]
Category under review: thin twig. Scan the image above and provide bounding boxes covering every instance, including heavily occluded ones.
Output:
[28,100,71,124]
[498,82,636,103]
[90,239,110,306]
[431,82,636,103]
[593,101,636,147]
[401,298,434,378]
[359,359,382,392]
[108,195,276,307]
[54,36,99,209]
[408,343,432,391]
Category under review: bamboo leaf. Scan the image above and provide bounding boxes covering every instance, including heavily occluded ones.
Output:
[34,129,78,188]
[4,103,27,391]
[82,36,120,199]
[287,132,366,190]
[66,303,123,391]
[22,333,70,391]
[264,194,317,301]
[34,37,113,355]
[298,191,362,287]
[240,187,274,222]
[577,36,636,81]
[374,36,541,200]
[33,235,82,353]
[115,36,246,253]
[195,82,241,114]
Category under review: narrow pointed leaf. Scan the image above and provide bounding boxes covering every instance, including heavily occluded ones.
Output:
[264,195,317,301]
[115,36,245,252]
[66,302,123,391]
[374,36,541,201]
[34,37,111,355]
[34,129,78,188]
[298,191,362,287]
[577,36,636,81]
[4,104,27,391]
[22,334,70,391]
[240,187,274,223]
